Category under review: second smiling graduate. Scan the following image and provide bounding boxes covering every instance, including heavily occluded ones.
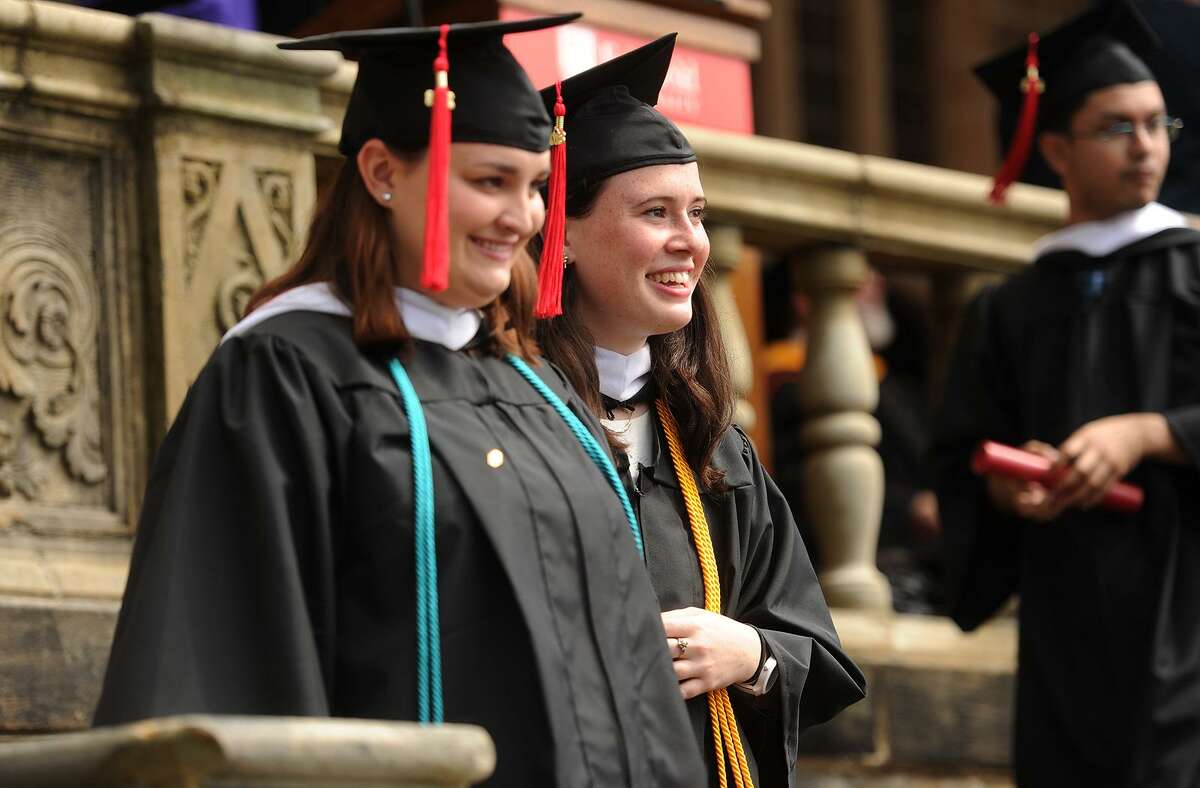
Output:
[532,36,867,788]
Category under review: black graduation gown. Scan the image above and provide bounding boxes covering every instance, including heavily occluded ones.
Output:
[933,227,1200,787]
[93,311,707,787]
[620,419,867,787]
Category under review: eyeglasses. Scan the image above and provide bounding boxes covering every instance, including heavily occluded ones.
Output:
[1070,115,1184,144]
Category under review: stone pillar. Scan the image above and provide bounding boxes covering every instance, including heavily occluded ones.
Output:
[792,246,890,610]
[707,224,755,430]
[135,13,337,439]
[754,0,802,140]
[838,0,893,157]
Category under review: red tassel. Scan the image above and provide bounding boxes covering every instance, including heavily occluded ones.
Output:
[422,24,454,291]
[989,33,1044,204]
[535,81,568,319]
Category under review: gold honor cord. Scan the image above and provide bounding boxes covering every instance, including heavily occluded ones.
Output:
[655,400,755,788]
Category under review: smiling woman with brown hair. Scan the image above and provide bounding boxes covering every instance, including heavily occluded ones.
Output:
[92,17,706,787]
[534,36,866,788]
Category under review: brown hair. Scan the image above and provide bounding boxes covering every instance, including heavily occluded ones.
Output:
[536,179,734,490]
[246,149,539,360]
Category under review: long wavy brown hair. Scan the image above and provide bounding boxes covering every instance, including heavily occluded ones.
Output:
[246,147,539,360]
[536,179,735,490]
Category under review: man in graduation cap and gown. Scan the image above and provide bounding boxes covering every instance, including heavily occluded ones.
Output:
[933,1,1200,784]
[93,15,709,787]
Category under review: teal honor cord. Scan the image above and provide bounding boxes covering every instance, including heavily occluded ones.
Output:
[387,353,645,724]
[388,358,443,724]
[504,354,644,558]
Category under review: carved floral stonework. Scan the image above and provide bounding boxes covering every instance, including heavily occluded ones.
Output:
[181,159,296,334]
[182,157,222,286]
[216,210,267,333]
[0,223,107,501]
[257,169,295,260]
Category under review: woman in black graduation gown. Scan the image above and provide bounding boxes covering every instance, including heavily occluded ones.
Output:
[533,37,867,787]
[93,17,707,787]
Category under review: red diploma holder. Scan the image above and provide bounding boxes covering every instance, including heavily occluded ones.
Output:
[971,441,1144,514]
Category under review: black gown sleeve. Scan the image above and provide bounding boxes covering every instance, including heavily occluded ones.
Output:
[930,287,1025,631]
[726,428,867,786]
[1165,406,1200,468]
[93,333,351,724]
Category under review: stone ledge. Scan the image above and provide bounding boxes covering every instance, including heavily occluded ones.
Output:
[0,0,135,58]
[798,611,1016,774]
[0,714,495,787]
[0,595,119,732]
[0,535,130,600]
[139,13,336,133]
[0,0,137,117]
[0,2,340,130]
[688,125,1067,272]
[795,761,1012,788]
[831,610,1016,674]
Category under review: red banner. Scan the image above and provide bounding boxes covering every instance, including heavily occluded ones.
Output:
[500,5,754,134]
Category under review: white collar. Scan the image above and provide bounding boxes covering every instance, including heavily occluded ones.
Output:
[595,344,652,402]
[1032,202,1186,259]
[221,283,482,351]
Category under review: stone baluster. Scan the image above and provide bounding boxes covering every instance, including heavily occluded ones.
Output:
[792,245,891,610]
[707,224,756,430]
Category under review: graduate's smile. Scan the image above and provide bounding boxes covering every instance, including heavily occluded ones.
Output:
[646,267,694,298]
[468,235,518,263]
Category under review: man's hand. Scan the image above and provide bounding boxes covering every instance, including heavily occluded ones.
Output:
[908,490,941,539]
[985,440,1067,521]
[1053,414,1152,510]
[986,414,1179,521]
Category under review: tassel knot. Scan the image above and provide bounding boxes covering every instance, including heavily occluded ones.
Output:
[535,80,568,318]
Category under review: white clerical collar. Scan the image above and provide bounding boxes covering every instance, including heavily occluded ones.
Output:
[595,344,652,402]
[222,282,482,351]
[1032,202,1186,259]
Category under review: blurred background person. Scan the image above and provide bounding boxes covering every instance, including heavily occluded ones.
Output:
[934,2,1200,783]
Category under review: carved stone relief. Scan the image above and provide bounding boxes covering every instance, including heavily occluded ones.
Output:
[0,223,107,502]
[216,210,267,333]
[182,158,222,287]
[257,169,294,260]
[180,159,296,335]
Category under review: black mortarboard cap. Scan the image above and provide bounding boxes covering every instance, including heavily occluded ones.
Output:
[976,0,1157,129]
[280,14,581,156]
[543,34,696,197]
[975,0,1160,198]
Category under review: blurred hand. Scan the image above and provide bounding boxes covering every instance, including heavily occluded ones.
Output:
[661,608,761,700]
[908,490,941,539]
[986,440,1067,522]
[1053,414,1150,510]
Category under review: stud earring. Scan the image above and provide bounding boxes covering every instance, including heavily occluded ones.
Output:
[382,192,392,202]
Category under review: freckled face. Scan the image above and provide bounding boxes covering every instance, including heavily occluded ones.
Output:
[565,163,709,354]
